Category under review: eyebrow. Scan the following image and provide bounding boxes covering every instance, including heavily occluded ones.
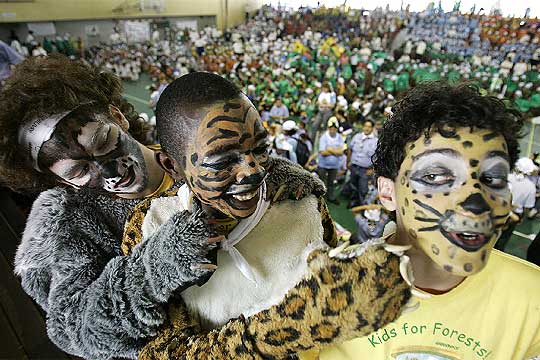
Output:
[88,124,109,148]
[254,130,268,142]
[206,129,240,145]
[204,143,242,158]
[486,151,510,162]
[412,148,460,162]
[206,115,244,128]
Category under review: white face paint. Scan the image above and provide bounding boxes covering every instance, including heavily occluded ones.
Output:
[41,107,148,194]
[409,151,468,194]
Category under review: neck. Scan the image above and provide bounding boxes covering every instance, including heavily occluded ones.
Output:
[201,203,238,236]
[201,203,230,219]
[118,145,165,199]
[393,226,466,293]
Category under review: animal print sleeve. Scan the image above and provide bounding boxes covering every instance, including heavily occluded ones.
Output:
[138,247,410,360]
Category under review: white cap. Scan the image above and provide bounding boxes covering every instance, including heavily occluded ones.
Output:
[364,208,381,222]
[282,120,297,131]
[515,157,538,175]
[139,112,149,122]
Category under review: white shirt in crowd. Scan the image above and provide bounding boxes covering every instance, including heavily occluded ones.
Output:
[317,91,335,109]
[32,46,47,57]
[415,40,427,56]
[508,173,536,214]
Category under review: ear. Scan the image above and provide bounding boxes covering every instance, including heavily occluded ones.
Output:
[377,176,397,212]
[155,151,183,181]
[109,105,130,131]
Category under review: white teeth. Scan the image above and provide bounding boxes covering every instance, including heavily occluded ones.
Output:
[232,190,258,201]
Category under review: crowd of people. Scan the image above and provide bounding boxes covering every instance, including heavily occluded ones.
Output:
[2,3,540,359]
[4,4,540,247]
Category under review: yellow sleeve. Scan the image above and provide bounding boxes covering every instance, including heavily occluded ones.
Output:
[298,349,320,360]
[525,343,540,359]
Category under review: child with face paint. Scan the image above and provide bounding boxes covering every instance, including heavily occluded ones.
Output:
[0,56,328,360]
[301,82,540,360]
[0,55,223,360]
[119,72,411,360]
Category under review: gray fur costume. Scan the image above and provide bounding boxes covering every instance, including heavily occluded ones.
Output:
[14,158,325,360]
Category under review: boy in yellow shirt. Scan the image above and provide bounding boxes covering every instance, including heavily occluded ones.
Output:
[302,81,540,360]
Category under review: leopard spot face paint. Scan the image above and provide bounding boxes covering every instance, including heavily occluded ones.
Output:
[182,96,270,219]
[395,128,512,276]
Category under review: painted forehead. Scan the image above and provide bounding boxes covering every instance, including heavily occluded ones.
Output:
[405,127,508,164]
[196,98,267,147]
[46,111,117,155]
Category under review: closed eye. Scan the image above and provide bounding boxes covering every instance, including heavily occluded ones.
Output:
[67,164,90,180]
[480,174,508,189]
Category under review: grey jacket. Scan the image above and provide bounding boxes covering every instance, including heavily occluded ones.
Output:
[14,158,325,360]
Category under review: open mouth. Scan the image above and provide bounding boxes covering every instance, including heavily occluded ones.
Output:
[441,229,490,252]
[232,189,258,202]
[225,187,261,211]
[116,165,136,189]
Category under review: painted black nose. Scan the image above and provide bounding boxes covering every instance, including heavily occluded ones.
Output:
[101,161,121,179]
[238,170,267,185]
[459,193,491,215]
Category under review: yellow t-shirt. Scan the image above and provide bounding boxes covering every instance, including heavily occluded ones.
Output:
[300,250,540,360]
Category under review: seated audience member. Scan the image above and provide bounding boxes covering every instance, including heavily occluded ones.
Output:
[301,81,540,360]
[269,97,289,124]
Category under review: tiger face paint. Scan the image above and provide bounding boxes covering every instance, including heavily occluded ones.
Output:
[395,127,512,276]
[182,96,270,219]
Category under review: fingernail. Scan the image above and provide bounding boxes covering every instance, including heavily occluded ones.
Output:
[197,263,218,270]
[295,185,305,200]
[273,185,286,203]
[208,235,225,244]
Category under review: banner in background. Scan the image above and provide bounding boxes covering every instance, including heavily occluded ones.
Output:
[124,20,150,43]
[28,22,56,36]
[85,25,100,37]
[175,20,198,31]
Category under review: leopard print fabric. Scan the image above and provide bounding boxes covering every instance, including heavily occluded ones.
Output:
[138,248,410,360]
[120,177,406,359]
[121,186,179,255]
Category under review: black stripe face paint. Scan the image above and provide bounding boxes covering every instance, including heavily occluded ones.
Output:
[180,96,270,219]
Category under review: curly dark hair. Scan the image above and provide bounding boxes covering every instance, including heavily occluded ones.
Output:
[0,54,150,193]
[373,81,524,179]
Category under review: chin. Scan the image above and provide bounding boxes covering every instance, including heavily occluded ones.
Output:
[226,208,257,219]
[116,179,147,195]
[225,204,259,219]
